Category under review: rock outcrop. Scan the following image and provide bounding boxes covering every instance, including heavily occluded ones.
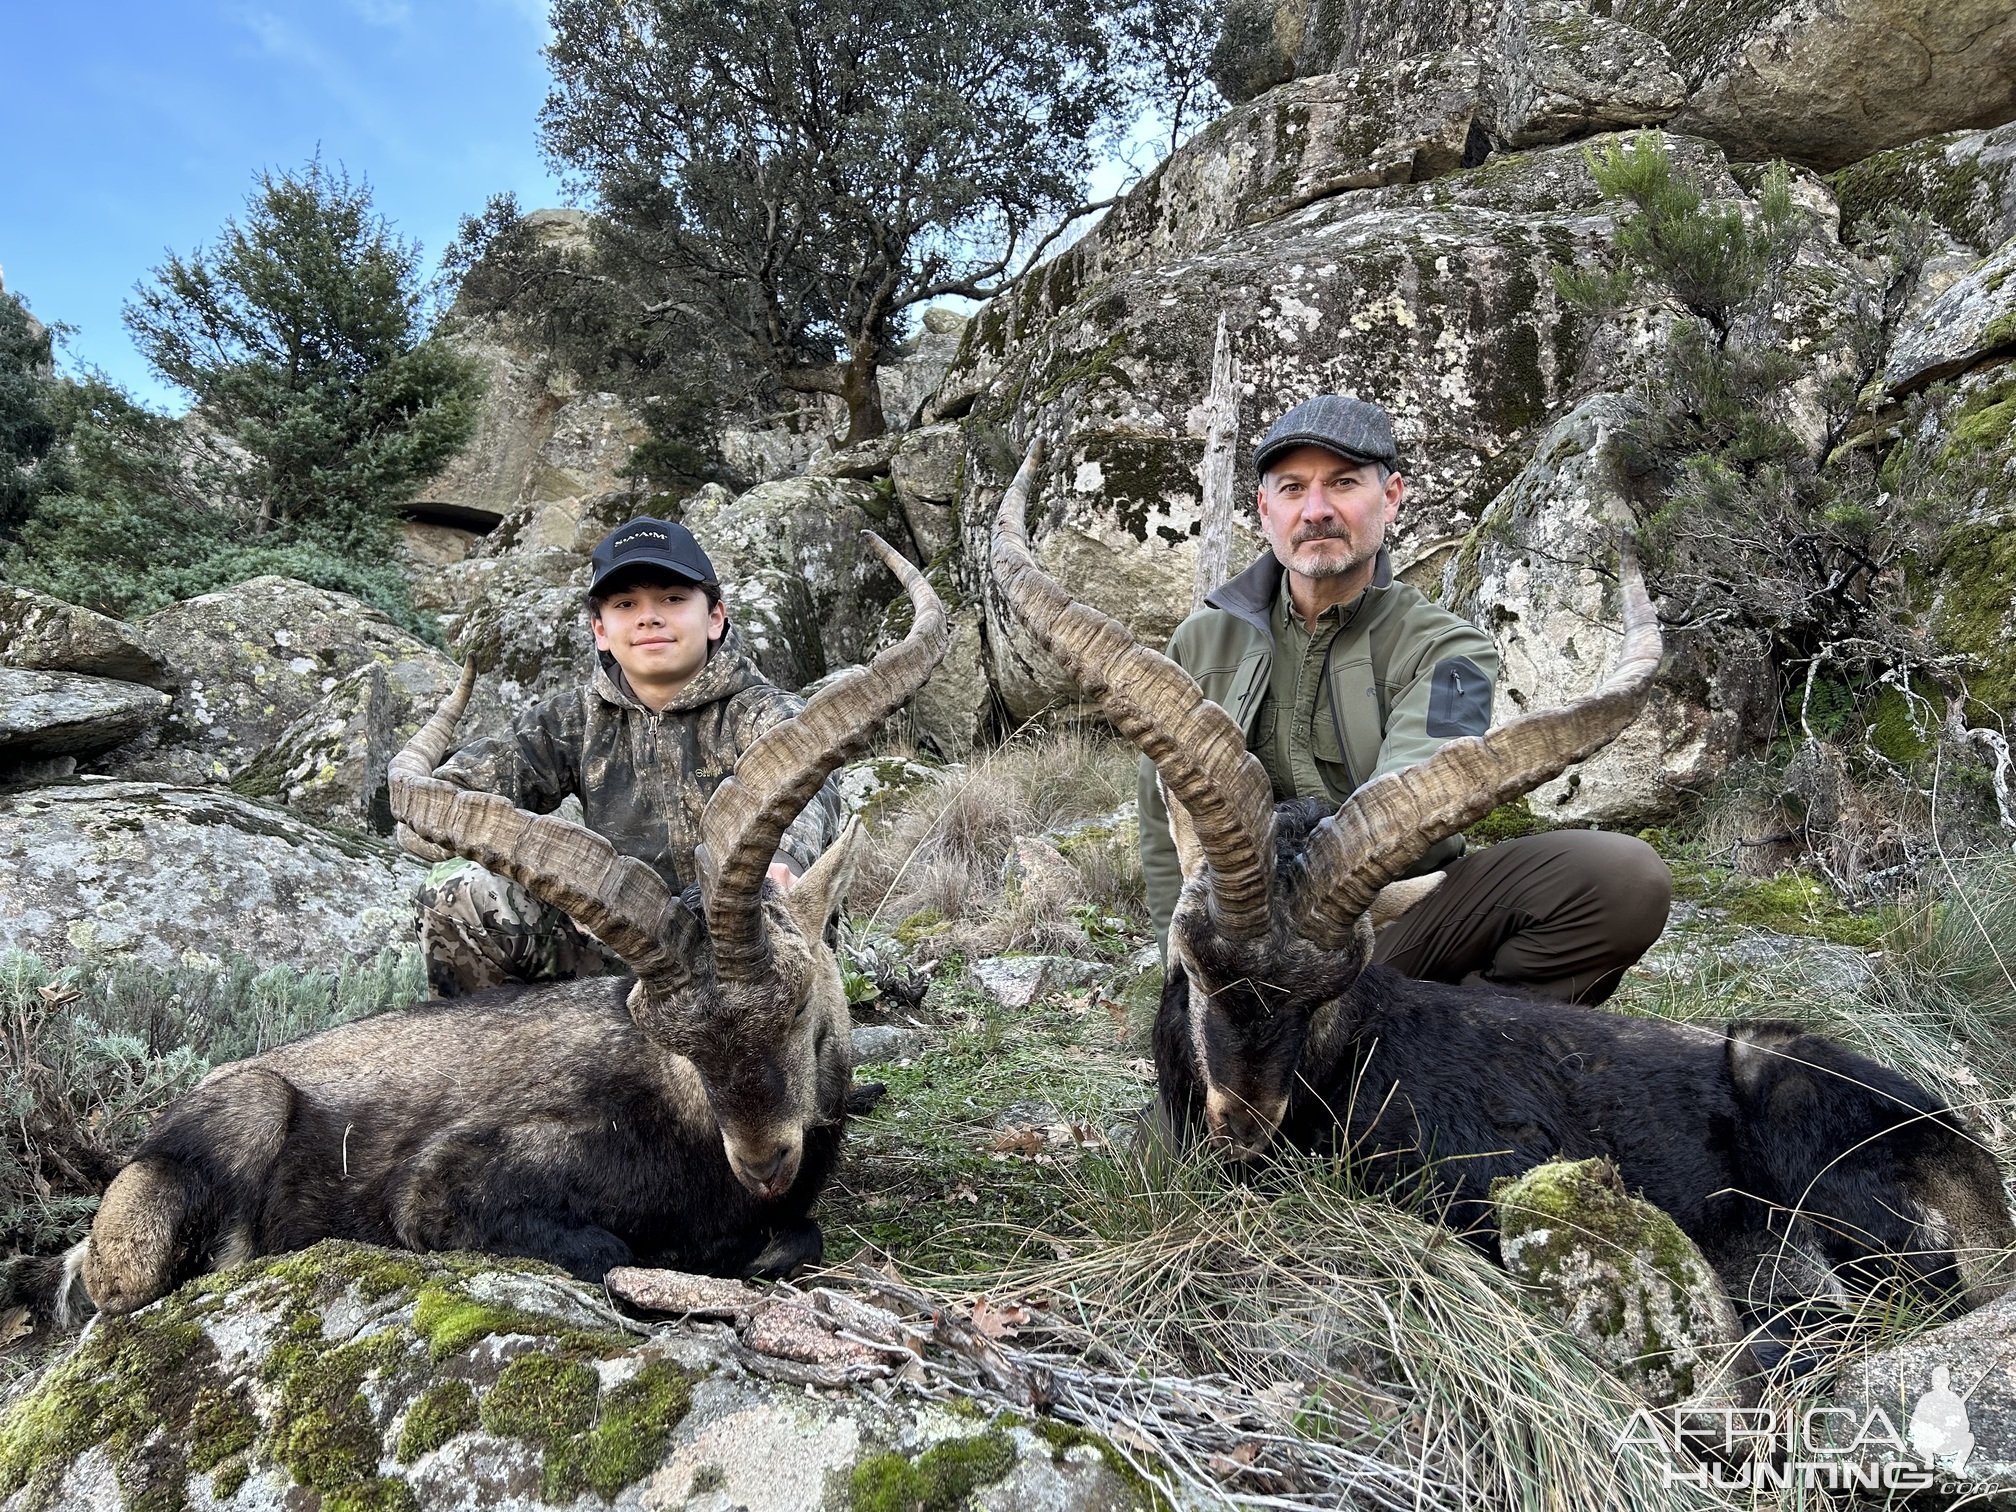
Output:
[1493,1157,1747,1411]
[101,577,458,789]
[1455,395,1732,823]
[0,1243,1171,1512]
[0,781,423,972]
[1885,234,2016,394]
[949,132,1738,720]
[0,671,168,772]
[0,588,172,688]
[411,313,648,531]
[1210,0,2016,169]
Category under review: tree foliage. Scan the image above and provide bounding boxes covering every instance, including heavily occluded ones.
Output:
[1558,134,2011,883]
[4,162,476,639]
[535,0,1118,444]
[1112,0,1226,160]
[0,291,63,545]
[123,157,482,539]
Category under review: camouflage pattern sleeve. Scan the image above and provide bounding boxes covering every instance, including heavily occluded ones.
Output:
[729,686,841,875]
[429,691,583,815]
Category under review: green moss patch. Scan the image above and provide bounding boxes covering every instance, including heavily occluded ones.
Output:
[0,1313,213,1510]
[470,1354,694,1503]
[1932,521,2016,721]
[395,1381,479,1464]
[262,1326,408,1493]
[1464,796,1556,846]
[850,1431,1018,1512]
[479,1353,598,1446]
[1671,862,1893,948]
[544,1359,694,1502]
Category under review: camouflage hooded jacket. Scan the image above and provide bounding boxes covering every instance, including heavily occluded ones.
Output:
[431,625,841,893]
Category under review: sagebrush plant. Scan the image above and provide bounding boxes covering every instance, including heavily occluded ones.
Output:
[0,947,426,1255]
[852,726,1145,958]
[1557,133,2014,889]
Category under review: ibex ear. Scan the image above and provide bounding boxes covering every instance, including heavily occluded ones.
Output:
[784,816,864,949]
[1726,1021,1812,1107]
[1161,778,1206,881]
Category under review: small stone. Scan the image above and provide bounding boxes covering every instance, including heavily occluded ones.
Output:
[968,956,1100,1010]
[605,1268,764,1319]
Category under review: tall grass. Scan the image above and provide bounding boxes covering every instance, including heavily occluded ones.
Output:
[1,947,427,1254]
[853,727,1145,957]
[905,1147,1726,1512]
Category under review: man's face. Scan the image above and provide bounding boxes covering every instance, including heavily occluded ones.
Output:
[1255,444,1404,586]
[592,578,725,692]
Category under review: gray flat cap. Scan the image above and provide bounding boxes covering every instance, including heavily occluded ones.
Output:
[1254,394,1399,474]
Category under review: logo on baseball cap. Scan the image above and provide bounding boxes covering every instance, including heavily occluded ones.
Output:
[588,517,717,598]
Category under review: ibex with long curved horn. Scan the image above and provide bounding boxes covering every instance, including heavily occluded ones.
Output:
[992,436,2013,1339]
[58,533,946,1319]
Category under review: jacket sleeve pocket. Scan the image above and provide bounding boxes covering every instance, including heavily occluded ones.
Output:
[1425,656,1491,737]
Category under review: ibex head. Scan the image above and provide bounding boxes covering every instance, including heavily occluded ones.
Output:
[392,533,947,1198]
[991,436,1661,1157]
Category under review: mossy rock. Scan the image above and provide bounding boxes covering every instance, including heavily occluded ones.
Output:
[0,1241,679,1512]
[1494,1158,1744,1408]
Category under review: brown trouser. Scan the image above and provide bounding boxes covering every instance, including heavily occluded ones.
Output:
[1370,830,1671,1005]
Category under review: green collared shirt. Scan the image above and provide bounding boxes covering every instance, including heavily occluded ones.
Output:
[1257,573,1363,803]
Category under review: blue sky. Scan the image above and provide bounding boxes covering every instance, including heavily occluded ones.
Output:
[0,0,569,412]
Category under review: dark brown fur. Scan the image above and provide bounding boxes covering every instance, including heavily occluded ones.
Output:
[68,846,860,1320]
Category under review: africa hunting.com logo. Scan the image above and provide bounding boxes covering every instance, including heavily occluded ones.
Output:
[1614,1365,1988,1495]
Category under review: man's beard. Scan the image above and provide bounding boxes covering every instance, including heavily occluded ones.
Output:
[1289,529,1371,580]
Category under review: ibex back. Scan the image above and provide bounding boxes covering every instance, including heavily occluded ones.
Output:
[990,436,2014,1348]
[54,533,947,1322]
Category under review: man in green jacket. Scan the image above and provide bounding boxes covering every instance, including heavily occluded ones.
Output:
[412,516,841,997]
[1140,394,1670,1004]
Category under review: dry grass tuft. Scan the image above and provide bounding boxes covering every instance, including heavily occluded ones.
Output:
[853,726,1145,958]
[897,1148,1727,1512]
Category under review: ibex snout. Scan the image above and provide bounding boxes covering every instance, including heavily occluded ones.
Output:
[1203,1090,1286,1160]
[724,1131,803,1200]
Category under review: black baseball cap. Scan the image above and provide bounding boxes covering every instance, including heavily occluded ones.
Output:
[1253,394,1400,475]
[588,517,717,598]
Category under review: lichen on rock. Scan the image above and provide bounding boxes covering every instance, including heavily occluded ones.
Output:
[1493,1157,1747,1409]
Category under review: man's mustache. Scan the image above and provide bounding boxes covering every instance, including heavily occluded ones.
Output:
[1292,525,1350,545]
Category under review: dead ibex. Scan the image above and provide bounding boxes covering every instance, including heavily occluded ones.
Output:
[991,437,2014,1342]
[51,533,946,1320]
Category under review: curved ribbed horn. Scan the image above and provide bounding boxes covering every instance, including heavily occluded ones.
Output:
[696,532,949,981]
[1294,544,1663,949]
[989,435,1278,940]
[388,661,698,981]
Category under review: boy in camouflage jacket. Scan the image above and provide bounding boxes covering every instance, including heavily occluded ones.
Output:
[414,517,841,996]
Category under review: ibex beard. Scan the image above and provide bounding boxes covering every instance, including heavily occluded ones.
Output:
[52,531,947,1323]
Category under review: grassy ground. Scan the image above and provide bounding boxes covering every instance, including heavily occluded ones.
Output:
[7,732,2016,1507]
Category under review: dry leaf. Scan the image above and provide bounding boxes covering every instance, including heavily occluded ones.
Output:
[970,1296,1032,1339]
[987,1126,1046,1158]
[37,985,80,1009]
[1207,1441,1265,1478]
[0,1306,31,1346]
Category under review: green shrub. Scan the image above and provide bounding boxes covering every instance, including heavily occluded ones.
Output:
[0,947,426,1254]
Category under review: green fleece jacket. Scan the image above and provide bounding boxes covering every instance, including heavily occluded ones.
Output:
[433,624,840,895]
[1140,548,1498,954]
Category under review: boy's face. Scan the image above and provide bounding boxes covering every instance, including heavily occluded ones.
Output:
[592,578,726,694]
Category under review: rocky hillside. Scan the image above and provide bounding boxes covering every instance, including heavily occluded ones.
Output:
[4,3,2016,1504]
